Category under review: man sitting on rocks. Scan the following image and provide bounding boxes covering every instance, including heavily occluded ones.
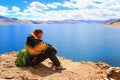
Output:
[15,29,66,70]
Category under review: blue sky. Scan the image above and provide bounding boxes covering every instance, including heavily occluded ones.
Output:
[0,0,120,20]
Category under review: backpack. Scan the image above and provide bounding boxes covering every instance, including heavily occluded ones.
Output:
[15,49,30,67]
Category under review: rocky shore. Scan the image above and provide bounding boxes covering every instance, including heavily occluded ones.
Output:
[0,52,120,80]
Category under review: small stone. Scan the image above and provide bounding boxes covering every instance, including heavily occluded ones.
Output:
[5,73,15,79]
[96,61,111,69]
[116,67,120,70]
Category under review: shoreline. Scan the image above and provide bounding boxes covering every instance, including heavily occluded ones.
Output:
[105,21,120,27]
[0,52,120,80]
[0,20,120,28]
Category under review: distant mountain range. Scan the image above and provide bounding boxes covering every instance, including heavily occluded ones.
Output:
[0,15,120,24]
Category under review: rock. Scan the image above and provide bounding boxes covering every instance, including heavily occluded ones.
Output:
[5,73,15,79]
[96,61,111,69]
[107,67,120,80]
[0,52,120,80]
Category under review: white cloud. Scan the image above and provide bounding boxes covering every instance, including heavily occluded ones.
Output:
[3,0,120,21]
[24,9,120,20]
[62,0,120,10]
[63,0,95,9]
[62,1,78,8]
[29,1,47,12]
[0,6,9,12]
[18,9,120,21]
[23,0,27,3]
[53,2,62,6]
[47,4,57,9]
[0,6,9,15]
[12,6,20,12]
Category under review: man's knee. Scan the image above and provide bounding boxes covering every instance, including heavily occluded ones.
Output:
[46,46,57,54]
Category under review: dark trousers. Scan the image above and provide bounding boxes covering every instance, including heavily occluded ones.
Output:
[29,45,60,67]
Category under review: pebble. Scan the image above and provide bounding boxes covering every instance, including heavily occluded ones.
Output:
[5,73,15,79]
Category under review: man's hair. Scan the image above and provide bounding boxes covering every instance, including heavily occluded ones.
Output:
[34,29,43,34]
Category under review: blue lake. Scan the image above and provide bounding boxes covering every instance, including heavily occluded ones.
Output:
[0,24,120,66]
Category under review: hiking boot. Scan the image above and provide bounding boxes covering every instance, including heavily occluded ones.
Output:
[55,65,66,70]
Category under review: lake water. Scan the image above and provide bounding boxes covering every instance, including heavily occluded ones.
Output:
[0,24,120,66]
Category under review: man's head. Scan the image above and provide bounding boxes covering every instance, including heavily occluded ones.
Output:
[34,29,43,34]
[33,29,43,39]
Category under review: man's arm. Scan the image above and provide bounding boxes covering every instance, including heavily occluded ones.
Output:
[26,34,42,48]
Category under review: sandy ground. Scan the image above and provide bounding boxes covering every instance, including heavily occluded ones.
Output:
[0,52,120,80]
